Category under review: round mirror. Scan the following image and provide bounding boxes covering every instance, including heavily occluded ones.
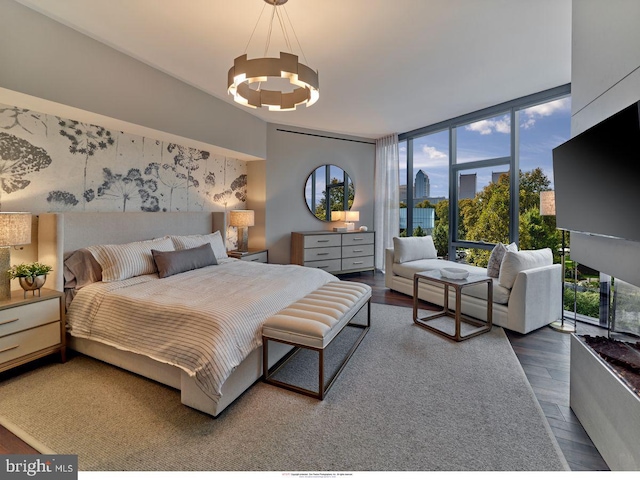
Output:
[304,164,354,222]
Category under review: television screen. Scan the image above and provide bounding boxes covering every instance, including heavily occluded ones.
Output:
[553,100,640,242]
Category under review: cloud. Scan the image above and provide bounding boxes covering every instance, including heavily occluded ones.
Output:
[465,114,511,135]
[413,144,449,169]
[520,97,571,129]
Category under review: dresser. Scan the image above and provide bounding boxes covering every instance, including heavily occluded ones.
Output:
[0,289,65,373]
[291,231,375,274]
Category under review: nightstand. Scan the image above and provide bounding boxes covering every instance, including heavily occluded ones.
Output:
[227,249,269,263]
[0,289,65,373]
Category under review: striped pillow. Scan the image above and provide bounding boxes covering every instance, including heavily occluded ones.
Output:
[87,237,175,282]
[171,232,228,260]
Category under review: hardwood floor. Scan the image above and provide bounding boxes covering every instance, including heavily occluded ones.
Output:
[0,270,611,470]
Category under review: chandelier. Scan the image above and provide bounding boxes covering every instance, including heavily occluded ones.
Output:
[227,0,319,111]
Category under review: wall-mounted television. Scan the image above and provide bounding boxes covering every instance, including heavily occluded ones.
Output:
[553,100,640,242]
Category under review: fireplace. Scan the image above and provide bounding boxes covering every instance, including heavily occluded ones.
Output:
[570,278,640,470]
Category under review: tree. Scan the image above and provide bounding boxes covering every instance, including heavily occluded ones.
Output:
[314,177,355,221]
[415,199,434,209]
[460,169,560,266]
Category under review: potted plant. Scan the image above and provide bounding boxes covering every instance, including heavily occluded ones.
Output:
[8,262,53,298]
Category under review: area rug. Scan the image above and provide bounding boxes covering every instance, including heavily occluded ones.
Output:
[0,304,568,472]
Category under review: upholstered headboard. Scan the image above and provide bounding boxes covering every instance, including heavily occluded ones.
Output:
[37,212,227,291]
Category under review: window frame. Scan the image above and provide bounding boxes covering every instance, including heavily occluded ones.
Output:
[399,84,571,259]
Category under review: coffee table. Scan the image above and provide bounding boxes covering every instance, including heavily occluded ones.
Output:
[413,269,493,341]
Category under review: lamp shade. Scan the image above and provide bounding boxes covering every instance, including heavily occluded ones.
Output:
[229,210,255,228]
[0,212,31,246]
[345,211,360,222]
[540,191,556,216]
[331,211,346,222]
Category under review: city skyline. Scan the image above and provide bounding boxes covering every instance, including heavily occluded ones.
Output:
[399,96,572,199]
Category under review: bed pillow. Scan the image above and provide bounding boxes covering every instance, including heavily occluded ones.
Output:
[63,248,103,289]
[498,248,553,289]
[152,243,217,278]
[486,242,518,278]
[87,236,175,282]
[171,231,228,260]
[393,236,437,263]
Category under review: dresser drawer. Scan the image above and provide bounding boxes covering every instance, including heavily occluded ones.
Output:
[304,259,342,273]
[0,321,61,364]
[342,244,374,258]
[303,246,341,262]
[303,234,341,248]
[342,256,374,271]
[0,298,60,338]
[342,232,374,246]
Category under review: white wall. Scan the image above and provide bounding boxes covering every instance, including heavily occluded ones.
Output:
[570,0,640,287]
[264,124,375,265]
[0,0,266,160]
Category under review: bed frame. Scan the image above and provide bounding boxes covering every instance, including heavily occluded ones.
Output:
[37,212,290,417]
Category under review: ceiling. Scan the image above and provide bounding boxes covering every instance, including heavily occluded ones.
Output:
[15,0,572,139]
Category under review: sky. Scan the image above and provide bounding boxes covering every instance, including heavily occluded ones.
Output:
[399,96,572,199]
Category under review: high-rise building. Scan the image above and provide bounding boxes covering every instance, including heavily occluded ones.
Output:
[492,171,508,183]
[414,170,430,198]
[459,173,477,199]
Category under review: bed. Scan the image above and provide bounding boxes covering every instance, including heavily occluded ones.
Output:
[37,212,338,417]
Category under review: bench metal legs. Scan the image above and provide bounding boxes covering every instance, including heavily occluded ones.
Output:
[262,299,371,400]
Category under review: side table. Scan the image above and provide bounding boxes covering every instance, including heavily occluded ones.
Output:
[413,270,493,341]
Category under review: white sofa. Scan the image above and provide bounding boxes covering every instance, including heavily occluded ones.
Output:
[384,237,562,334]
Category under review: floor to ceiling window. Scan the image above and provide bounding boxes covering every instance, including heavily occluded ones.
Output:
[397,85,611,323]
[400,86,570,253]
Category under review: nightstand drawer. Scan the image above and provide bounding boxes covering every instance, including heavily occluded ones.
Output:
[304,259,342,273]
[0,321,61,364]
[342,244,374,258]
[342,233,374,246]
[303,235,341,248]
[303,246,341,262]
[0,298,60,338]
[342,256,374,271]
[240,251,268,263]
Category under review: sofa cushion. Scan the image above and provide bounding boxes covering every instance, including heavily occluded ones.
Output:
[393,258,486,279]
[499,248,553,289]
[486,242,518,278]
[393,236,437,263]
[463,281,511,305]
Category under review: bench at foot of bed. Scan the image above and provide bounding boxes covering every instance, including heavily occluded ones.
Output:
[262,281,371,400]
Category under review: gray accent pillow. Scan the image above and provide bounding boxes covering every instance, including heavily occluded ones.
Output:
[486,242,518,278]
[63,248,103,289]
[152,243,217,278]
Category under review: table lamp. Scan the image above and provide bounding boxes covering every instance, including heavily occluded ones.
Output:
[229,210,254,252]
[0,212,32,300]
[344,211,359,231]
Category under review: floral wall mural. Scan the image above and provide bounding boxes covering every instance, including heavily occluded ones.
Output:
[0,102,248,246]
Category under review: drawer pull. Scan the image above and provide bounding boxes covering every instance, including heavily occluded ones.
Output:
[352,249,363,253]
[316,265,329,269]
[353,261,364,265]
[0,344,19,354]
[0,318,19,326]
[250,258,260,261]
[316,240,330,243]
[353,237,364,241]
[316,252,329,256]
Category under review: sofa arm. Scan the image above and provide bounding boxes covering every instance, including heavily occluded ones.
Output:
[508,263,562,334]
[385,248,395,288]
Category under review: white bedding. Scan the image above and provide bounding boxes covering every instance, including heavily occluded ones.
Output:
[67,258,337,401]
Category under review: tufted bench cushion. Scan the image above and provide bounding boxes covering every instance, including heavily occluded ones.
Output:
[262,280,371,399]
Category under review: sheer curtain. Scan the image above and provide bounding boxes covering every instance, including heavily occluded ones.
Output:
[374,133,400,272]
